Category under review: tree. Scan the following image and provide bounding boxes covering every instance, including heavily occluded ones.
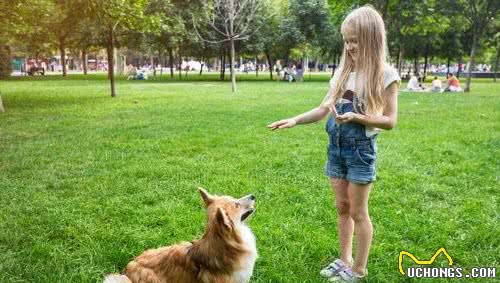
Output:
[45,0,90,77]
[388,0,450,79]
[276,15,304,67]
[0,0,52,79]
[72,7,100,76]
[195,0,264,93]
[0,0,21,79]
[285,0,336,73]
[313,21,342,70]
[258,11,280,80]
[0,45,12,81]
[173,0,206,80]
[0,0,53,111]
[90,0,157,97]
[488,19,500,82]
[461,0,499,92]
[290,0,331,42]
[0,46,9,111]
[435,25,465,75]
[240,0,281,79]
[0,93,4,113]
[148,0,190,80]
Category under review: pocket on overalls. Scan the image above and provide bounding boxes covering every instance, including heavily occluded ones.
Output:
[354,142,376,166]
[325,115,336,134]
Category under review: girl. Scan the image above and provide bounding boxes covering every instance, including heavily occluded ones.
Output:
[268,6,400,283]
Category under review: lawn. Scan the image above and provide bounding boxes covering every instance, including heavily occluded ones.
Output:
[0,74,498,282]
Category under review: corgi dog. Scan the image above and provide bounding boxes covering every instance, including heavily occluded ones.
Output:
[104,187,257,283]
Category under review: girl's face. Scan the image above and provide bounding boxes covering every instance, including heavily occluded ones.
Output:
[342,26,358,62]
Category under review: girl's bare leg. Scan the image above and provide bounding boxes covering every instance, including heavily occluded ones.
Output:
[348,182,373,275]
[331,178,353,264]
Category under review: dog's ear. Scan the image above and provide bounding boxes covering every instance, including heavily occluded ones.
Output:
[198,187,213,206]
[216,207,232,230]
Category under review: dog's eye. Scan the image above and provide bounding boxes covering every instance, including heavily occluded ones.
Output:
[235,202,241,208]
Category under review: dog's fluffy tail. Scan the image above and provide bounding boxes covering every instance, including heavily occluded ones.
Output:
[103,274,132,283]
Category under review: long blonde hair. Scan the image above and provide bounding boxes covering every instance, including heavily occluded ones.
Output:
[324,5,388,114]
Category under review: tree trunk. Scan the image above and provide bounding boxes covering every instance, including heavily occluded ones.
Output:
[397,45,404,76]
[255,55,258,77]
[219,48,223,80]
[447,57,451,75]
[82,48,88,75]
[0,45,12,79]
[220,46,226,81]
[163,53,168,78]
[168,48,174,79]
[0,45,11,112]
[423,44,429,81]
[304,57,309,78]
[107,28,116,97]
[230,38,236,93]
[59,38,67,77]
[164,56,167,76]
[0,95,4,113]
[465,32,478,92]
[159,49,163,78]
[178,50,182,80]
[413,57,418,75]
[457,57,462,78]
[199,57,204,75]
[265,51,273,80]
[284,49,290,67]
[494,42,499,82]
[150,54,156,78]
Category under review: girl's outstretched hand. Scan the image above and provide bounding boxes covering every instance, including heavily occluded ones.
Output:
[267,118,297,130]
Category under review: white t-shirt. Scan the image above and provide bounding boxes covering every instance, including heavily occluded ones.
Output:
[432,79,442,88]
[326,64,400,137]
[407,76,420,90]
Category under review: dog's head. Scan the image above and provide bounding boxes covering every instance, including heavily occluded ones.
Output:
[198,187,255,230]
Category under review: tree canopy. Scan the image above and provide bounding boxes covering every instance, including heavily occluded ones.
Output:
[0,0,498,92]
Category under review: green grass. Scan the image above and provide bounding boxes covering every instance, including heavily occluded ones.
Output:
[0,74,499,282]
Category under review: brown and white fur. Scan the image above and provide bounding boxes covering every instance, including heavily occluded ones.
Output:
[104,188,257,283]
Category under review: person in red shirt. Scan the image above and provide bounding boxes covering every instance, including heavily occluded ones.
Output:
[445,73,461,92]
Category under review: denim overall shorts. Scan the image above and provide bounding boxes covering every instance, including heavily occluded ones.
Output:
[325,101,378,184]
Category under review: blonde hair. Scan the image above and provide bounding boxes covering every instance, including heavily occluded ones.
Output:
[324,5,388,114]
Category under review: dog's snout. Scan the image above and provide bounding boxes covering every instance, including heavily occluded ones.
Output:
[249,195,255,201]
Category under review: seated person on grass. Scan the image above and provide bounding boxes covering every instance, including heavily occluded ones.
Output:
[406,75,424,91]
[444,73,462,92]
[127,64,138,80]
[431,76,443,92]
[136,69,148,80]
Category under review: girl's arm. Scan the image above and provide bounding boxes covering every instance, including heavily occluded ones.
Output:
[336,82,399,130]
[293,106,330,125]
[268,105,330,130]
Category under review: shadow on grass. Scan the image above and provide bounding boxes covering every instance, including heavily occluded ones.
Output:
[2,92,110,111]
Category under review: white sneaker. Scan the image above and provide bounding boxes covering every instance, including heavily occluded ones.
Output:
[320,259,351,278]
[328,267,367,282]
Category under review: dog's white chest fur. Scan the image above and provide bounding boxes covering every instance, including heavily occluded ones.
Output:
[234,224,257,283]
